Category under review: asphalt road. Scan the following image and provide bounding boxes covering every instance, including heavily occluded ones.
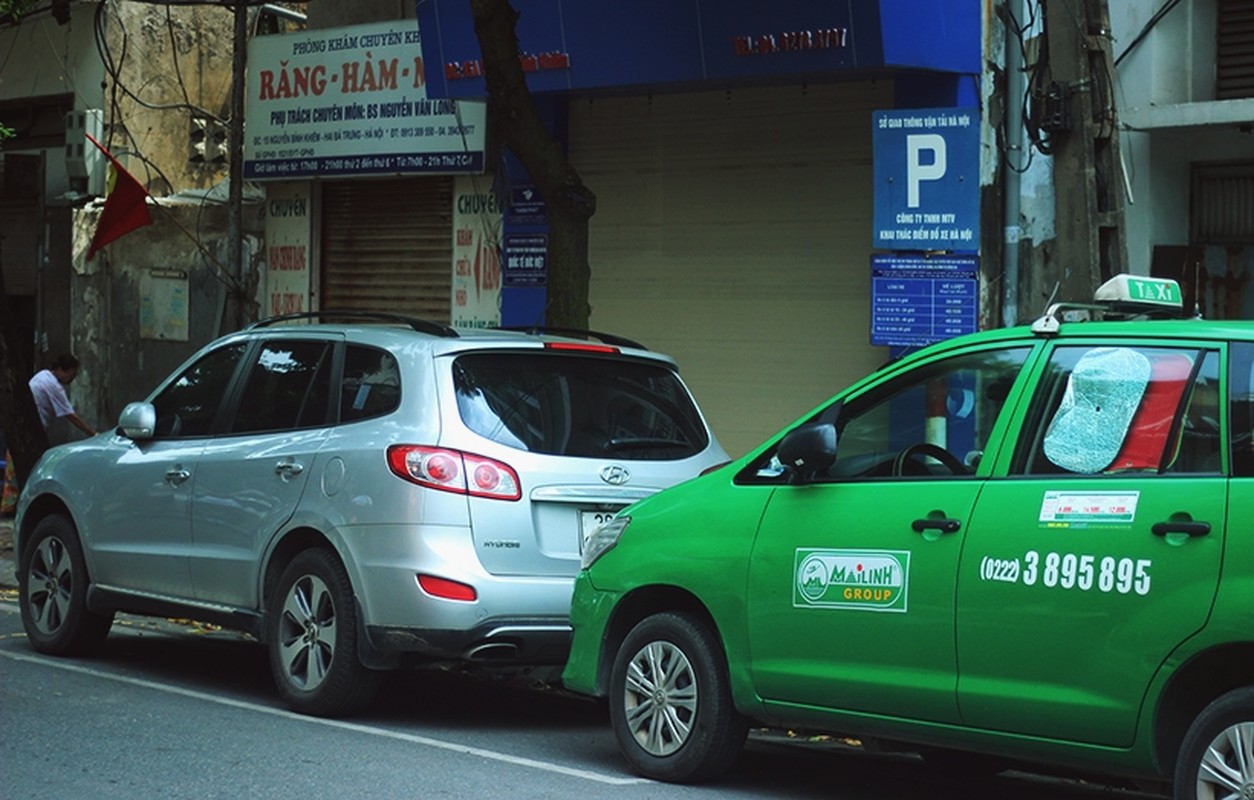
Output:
[0,584,1172,800]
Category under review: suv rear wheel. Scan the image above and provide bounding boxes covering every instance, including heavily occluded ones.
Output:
[19,514,113,655]
[1175,687,1254,800]
[609,612,748,783]
[267,548,381,716]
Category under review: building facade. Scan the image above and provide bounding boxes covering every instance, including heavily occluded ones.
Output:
[0,0,257,430]
[1113,0,1254,319]
[263,0,987,456]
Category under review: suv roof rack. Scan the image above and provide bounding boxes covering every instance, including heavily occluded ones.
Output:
[493,326,647,350]
[1031,275,1186,335]
[246,310,460,338]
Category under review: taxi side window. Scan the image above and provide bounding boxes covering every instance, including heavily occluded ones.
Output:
[739,347,1030,483]
[1017,346,1221,475]
[1229,343,1254,477]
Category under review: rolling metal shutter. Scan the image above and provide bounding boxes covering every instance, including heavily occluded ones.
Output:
[320,177,454,321]
[569,81,892,456]
[1218,0,1254,100]
[1192,162,1254,242]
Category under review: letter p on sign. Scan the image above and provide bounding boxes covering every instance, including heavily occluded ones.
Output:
[906,134,946,208]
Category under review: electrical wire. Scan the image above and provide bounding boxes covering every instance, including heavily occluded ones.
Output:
[1000,0,1038,173]
[1114,0,1182,67]
[89,0,242,294]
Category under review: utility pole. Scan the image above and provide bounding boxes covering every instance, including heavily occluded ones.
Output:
[1042,0,1127,301]
[229,1,249,329]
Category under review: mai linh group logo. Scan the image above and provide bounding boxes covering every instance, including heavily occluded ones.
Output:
[794,549,910,612]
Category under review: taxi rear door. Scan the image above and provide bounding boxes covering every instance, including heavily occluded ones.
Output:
[955,342,1225,746]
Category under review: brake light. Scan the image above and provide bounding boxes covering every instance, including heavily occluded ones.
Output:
[543,341,620,354]
[386,445,521,500]
[418,574,478,602]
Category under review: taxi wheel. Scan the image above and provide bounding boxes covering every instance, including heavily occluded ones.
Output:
[1175,688,1254,800]
[19,514,113,655]
[267,548,381,717]
[609,612,748,783]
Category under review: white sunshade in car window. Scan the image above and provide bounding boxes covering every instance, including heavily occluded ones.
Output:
[1043,346,1151,473]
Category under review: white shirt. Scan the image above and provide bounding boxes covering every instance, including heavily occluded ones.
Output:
[29,369,75,430]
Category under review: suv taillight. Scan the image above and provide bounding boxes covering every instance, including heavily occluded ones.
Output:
[386,445,522,500]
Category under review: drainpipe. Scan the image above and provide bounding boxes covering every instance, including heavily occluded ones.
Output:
[1002,0,1026,328]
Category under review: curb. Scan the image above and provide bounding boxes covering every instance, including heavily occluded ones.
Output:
[0,517,15,590]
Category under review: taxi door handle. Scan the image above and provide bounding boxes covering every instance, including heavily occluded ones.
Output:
[911,518,961,534]
[1152,520,1211,538]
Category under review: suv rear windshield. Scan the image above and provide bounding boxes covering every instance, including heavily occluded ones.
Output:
[453,352,710,459]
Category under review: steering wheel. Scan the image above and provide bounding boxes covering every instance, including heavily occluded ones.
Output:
[891,442,967,477]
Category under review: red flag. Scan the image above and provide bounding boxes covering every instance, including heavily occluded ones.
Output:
[85,133,153,259]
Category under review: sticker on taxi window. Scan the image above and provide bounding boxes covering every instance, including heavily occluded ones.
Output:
[794,549,910,612]
[1039,491,1139,528]
[978,551,1152,596]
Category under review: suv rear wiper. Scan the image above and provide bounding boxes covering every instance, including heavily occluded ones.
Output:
[603,437,692,452]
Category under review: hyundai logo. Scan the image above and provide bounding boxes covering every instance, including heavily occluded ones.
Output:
[599,465,631,485]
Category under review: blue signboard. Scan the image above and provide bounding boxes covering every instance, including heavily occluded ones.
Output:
[872,107,980,252]
[415,0,979,99]
[503,233,548,287]
[506,186,548,227]
[871,254,978,348]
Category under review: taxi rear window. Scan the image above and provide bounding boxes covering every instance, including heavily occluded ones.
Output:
[1018,346,1221,475]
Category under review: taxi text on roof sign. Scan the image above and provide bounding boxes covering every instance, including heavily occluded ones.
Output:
[1094,275,1183,308]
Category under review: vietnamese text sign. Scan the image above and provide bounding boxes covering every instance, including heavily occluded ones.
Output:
[503,233,548,287]
[245,21,486,179]
[265,183,311,316]
[872,107,979,251]
[451,176,503,327]
[871,254,978,348]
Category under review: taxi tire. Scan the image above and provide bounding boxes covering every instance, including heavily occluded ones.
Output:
[609,612,748,783]
[1174,687,1254,800]
[266,548,381,717]
[18,513,113,655]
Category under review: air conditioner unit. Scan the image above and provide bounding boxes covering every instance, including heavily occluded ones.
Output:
[65,109,105,196]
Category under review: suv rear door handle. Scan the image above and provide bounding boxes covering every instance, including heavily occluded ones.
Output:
[1152,520,1211,538]
[164,467,191,486]
[275,460,304,477]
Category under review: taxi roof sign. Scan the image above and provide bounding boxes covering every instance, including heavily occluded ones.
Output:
[1031,274,1187,335]
[1093,275,1183,309]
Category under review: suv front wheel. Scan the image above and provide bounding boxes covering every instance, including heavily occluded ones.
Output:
[1175,687,1254,800]
[19,514,113,655]
[267,548,381,716]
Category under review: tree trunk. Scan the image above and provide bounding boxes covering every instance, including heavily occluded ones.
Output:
[469,0,595,330]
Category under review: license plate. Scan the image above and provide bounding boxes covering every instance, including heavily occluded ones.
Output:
[580,510,618,553]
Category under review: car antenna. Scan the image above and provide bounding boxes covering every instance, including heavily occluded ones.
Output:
[1190,257,1204,319]
[1040,281,1060,316]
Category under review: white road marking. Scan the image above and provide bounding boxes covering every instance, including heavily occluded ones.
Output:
[0,611,645,786]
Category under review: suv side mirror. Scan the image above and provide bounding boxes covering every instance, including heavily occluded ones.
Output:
[118,402,156,441]
[777,422,837,482]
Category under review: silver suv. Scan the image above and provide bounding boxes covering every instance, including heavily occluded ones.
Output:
[15,313,727,715]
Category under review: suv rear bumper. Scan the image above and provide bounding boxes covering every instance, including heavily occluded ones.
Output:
[363,618,572,667]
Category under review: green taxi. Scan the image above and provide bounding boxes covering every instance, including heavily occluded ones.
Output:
[562,275,1253,798]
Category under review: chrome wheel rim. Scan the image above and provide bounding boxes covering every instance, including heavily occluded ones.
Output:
[276,574,337,691]
[622,640,697,756]
[1198,721,1254,800]
[26,536,73,636]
